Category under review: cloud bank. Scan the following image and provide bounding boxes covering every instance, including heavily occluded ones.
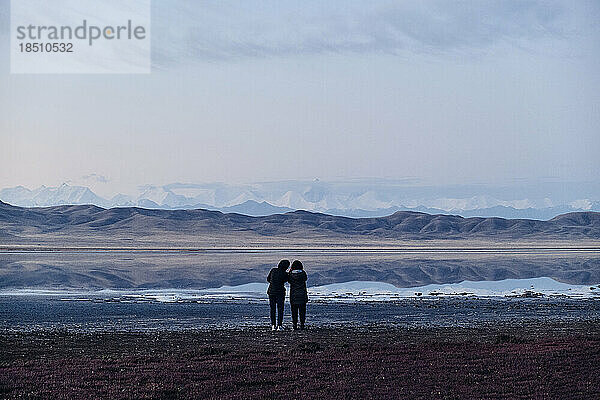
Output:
[152,0,571,64]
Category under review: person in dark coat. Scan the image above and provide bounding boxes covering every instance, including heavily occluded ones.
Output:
[288,260,308,330]
[267,259,290,331]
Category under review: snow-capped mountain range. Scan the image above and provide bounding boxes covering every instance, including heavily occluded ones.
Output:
[1,181,599,219]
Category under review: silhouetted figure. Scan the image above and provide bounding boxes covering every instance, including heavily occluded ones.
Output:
[288,260,308,330]
[267,259,290,331]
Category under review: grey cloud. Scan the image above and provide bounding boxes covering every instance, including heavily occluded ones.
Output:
[152,0,570,64]
[0,1,577,63]
[0,0,8,34]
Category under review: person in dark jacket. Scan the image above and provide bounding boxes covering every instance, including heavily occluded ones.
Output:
[288,260,308,330]
[267,259,290,331]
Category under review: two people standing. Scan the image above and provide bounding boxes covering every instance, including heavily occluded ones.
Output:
[266,259,308,331]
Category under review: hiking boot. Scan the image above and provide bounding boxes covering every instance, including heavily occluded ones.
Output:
[277,325,284,331]
[271,325,277,331]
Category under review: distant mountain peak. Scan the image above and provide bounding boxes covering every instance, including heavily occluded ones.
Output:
[1,181,598,219]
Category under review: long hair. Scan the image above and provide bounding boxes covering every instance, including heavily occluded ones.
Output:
[278,259,290,270]
[290,260,303,270]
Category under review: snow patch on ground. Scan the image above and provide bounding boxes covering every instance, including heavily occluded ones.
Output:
[2,277,599,302]
[307,277,599,301]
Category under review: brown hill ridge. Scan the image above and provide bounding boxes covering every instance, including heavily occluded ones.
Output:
[0,200,599,241]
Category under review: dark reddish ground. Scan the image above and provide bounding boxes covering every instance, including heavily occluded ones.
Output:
[1,324,599,399]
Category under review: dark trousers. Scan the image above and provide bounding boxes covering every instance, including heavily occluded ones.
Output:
[291,303,306,328]
[269,294,285,326]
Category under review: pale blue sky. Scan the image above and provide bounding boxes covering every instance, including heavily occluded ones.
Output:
[0,1,599,196]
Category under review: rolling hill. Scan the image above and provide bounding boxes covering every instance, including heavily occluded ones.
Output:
[1,200,599,241]
[1,200,599,289]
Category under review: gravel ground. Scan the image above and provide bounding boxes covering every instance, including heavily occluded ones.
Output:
[1,322,599,399]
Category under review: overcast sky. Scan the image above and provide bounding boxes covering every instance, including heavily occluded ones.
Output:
[0,0,599,196]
